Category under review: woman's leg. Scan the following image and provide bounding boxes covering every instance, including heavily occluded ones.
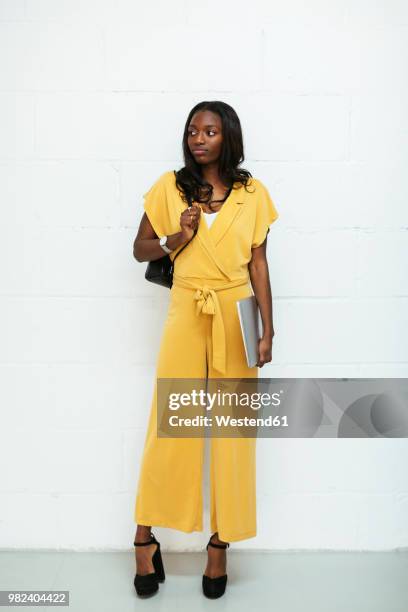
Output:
[204,283,258,575]
[134,285,209,536]
[203,531,230,579]
[208,283,258,543]
[134,524,156,576]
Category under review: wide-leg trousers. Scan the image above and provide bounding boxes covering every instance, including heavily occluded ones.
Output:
[134,276,258,543]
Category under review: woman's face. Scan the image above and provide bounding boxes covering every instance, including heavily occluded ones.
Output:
[187,110,223,165]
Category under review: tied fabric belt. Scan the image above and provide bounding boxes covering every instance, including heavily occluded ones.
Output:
[172,275,250,374]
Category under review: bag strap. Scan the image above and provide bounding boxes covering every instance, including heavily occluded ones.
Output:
[171,191,197,264]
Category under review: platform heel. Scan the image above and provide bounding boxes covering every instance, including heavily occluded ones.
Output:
[202,534,230,599]
[133,531,165,597]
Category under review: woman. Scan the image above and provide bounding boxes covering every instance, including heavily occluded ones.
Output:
[132,100,279,598]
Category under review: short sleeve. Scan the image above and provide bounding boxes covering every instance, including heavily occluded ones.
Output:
[251,179,279,248]
[142,172,171,238]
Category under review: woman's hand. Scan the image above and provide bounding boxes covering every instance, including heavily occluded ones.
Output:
[256,335,273,367]
[180,202,201,241]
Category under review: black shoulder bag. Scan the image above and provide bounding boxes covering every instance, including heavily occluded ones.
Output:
[145,194,197,289]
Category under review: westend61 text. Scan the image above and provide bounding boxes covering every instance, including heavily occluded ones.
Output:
[168,415,288,427]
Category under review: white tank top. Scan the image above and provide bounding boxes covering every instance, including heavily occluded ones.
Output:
[203,210,219,228]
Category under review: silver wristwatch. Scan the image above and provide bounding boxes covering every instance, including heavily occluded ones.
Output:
[159,235,173,254]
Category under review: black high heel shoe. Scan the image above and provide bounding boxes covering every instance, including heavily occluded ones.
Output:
[202,534,230,599]
[133,531,165,597]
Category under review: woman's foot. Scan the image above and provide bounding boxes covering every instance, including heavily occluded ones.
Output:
[134,525,158,576]
[203,532,229,578]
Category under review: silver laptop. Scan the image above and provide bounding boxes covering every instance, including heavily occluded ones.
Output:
[236,295,261,368]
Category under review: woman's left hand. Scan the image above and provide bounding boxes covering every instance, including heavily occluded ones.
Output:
[256,336,273,367]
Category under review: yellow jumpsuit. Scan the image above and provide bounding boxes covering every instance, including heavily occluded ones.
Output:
[133,170,279,543]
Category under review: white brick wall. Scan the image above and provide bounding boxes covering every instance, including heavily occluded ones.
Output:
[0,0,407,551]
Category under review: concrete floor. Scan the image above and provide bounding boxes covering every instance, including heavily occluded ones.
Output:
[0,549,407,611]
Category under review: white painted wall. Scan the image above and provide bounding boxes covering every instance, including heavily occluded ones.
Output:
[0,0,407,551]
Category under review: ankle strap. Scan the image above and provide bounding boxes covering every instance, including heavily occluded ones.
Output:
[134,532,158,547]
[207,537,230,549]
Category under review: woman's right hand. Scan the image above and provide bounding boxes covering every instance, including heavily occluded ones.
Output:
[180,203,201,241]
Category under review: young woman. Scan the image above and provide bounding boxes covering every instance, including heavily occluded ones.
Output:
[132,100,279,598]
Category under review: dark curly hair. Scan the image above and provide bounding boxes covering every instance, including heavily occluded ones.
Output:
[174,101,254,205]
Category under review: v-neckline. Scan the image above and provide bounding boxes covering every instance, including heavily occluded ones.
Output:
[199,187,233,232]
[192,180,247,276]
[202,210,219,232]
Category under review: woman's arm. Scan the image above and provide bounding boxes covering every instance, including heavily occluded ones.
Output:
[133,206,201,262]
[248,237,275,367]
[133,213,187,262]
